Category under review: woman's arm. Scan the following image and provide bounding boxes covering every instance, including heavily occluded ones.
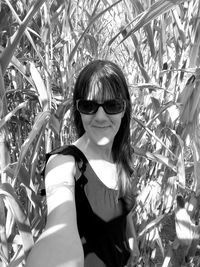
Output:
[25,154,84,267]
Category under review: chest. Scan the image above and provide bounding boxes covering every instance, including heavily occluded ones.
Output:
[88,160,119,190]
[75,159,126,222]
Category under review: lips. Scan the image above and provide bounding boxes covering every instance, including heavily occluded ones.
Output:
[93,125,110,129]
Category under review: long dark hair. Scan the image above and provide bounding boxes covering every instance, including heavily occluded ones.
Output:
[72,59,134,195]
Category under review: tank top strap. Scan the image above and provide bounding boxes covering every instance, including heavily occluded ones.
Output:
[46,145,87,174]
[40,145,87,196]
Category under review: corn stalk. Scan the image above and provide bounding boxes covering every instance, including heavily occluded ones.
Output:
[0,0,200,266]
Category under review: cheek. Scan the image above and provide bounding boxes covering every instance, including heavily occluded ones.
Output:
[81,113,123,132]
[80,114,92,129]
[113,114,123,126]
[116,119,123,131]
[109,116,123,134]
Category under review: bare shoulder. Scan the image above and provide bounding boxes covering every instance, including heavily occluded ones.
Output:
[45,154,76,187]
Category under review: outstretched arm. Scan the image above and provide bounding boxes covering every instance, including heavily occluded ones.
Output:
[25,154,84,267]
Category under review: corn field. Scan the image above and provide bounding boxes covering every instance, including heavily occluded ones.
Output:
[0,0,200,266]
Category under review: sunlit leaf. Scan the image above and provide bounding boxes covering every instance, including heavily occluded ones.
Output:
[146,152,177,172]
[0,47,35,88]
[191,140,200,195]
[177,150,185,189]
[68,0,122,62]
[0,0,46,75]
[29,62,50,111]
[189,21,200,68]
[29,125,46,186]
[132,115,177,159]
[0,198,8,264]
[120,0,188,43]
[0,101,28,129]
[8,246,25,267]
[131,0,155,57]
[138,214,165,237]
[4,163,43,211]
[0,183,34,258]
[0,66,5,116]
[13,110,51,180]
[172,8,186,44]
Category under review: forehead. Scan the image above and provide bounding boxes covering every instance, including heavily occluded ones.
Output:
[85,80,121,101]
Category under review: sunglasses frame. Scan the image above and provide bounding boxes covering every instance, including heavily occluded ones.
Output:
[76,99,126,115]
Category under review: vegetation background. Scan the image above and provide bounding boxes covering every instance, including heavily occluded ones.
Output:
[0,0,200,266]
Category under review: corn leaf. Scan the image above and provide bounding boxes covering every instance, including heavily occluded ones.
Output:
[189,18,200,68]
[191,140,200,195]
[68,0,122,63]
[4,0,46,69]
[0,0,46,75]
[132,115,177,158]
[162,246,173,267]
[0,45,35,88]
[4,163,43,211]
[0,101,28,130]
[8,247,25,267]
[29,62,50,111]
[0,198,8,264]
[146,152,177,173]
[0,65,5,116]
[0,183,34,258]
[138,214,165,237]
[131,0,155,57]
[29,125,46,185]
[13,110,51,181]
[120,0,188,43]
[177,149,185,189]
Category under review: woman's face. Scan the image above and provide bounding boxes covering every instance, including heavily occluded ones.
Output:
[80,105,124,146]
[79,87,125,146]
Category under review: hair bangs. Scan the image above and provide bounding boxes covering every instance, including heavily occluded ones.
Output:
[86,73,123,101]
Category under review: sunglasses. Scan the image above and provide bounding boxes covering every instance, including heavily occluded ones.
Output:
[76,99,126,115]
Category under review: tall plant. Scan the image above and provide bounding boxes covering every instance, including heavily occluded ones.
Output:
[0,0,199,266]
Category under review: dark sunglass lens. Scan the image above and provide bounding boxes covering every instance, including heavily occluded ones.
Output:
[78,100,97,114]
[104,100,124,114]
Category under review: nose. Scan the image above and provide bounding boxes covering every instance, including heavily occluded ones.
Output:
[94,106,108,120]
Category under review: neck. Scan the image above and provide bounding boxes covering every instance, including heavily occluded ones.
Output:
[74,134,113,162]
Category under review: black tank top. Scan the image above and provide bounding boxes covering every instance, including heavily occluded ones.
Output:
[46,145,133,267]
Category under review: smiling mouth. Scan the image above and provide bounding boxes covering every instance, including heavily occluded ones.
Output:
[93,126,110,129]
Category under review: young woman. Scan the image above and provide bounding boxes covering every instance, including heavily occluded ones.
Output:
[26,60,139,267]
